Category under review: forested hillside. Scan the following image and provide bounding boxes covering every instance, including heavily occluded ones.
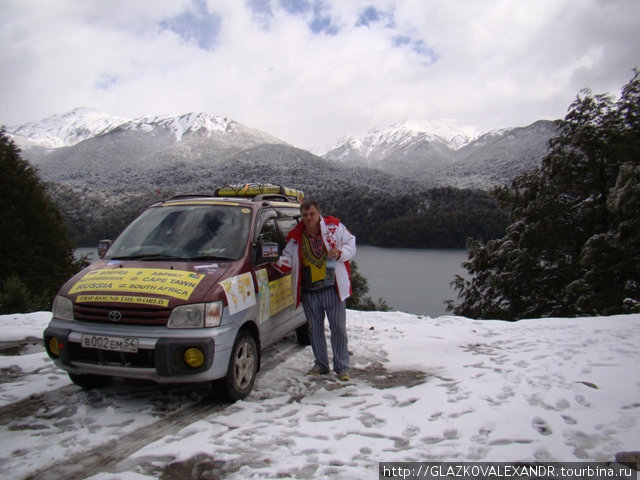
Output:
[49,181,508,250]
[41,140,509,249]
[315,186,507,248]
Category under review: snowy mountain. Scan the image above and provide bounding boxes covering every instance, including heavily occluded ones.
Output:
[7,108,285,154]
[439,120,559,189]
[325,120,480,160]
[8,108,129,149]
[6,108,301,191]
[5,109,416,234]
[119,111,286,145]
[6,109,558,193]
[322,120,558,189]
[322,120,480,179]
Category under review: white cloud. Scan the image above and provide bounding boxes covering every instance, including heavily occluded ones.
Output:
[1,0,639,149]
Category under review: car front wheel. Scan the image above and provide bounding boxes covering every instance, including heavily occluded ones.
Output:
[216,331,258,402]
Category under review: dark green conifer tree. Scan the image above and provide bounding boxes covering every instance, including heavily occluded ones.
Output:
[0,129,79,313]
[448,70,640,320]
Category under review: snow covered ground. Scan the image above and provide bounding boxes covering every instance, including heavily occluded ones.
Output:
[0,310,638,479]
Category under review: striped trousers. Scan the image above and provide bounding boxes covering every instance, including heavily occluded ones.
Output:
[301,287,349,374]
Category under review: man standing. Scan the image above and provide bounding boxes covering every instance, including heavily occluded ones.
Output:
[275,200,356,381]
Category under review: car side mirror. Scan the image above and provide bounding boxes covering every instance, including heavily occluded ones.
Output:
[98,239,112,258]
[258,241,279,262]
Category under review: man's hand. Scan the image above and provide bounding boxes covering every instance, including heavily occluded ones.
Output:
[327,248,341,260]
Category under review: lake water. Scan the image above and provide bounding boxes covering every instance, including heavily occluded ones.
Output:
[74,247,100,262]
[353,246,468,317]
[75,246,468,317]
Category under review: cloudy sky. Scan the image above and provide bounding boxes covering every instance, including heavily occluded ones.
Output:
[2,0,639,149]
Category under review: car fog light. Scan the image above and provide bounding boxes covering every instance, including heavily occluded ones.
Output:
[184,348,205,368]
[49,337,60,357]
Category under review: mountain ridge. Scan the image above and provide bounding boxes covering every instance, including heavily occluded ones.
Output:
[321,119,558,189]
[8,108,287,152]
[6,108,558,191]
[322,119,483,159]
[8,108,129,149]
[5,109,520,247]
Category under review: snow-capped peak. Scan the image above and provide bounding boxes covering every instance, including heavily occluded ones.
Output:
[7,109,255,149]
[122,112,233,141]
[9,108,130,148]
[325,119,483,159]
[394,119,481,147]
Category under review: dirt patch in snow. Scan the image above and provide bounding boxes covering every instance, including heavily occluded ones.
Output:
[352,361,429,389]
[0,340,44,356]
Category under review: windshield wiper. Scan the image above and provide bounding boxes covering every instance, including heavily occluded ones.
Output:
[109,254,187,261]
[188,255,235,261]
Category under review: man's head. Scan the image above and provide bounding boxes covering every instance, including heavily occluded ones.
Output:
[300,200,321,232]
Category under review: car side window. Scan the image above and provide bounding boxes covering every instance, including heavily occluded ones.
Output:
[253,208,299,265]
[254,215,282,265]
[275,208,300,239]
[258,218,280,245]
[276,218,297,238]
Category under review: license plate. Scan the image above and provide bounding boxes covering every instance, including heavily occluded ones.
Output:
[81,334,139,353]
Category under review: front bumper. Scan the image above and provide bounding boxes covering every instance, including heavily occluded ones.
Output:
[43,320,235,383]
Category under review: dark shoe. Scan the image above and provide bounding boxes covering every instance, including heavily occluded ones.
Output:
[307,363,330,375]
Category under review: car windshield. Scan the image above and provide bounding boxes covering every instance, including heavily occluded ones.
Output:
[105,205,252,261]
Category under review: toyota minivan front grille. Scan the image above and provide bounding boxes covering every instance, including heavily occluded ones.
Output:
[73,303,171,326]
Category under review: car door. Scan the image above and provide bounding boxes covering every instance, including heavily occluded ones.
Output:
[252,208,298,345]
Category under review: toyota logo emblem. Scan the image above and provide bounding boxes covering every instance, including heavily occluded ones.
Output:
[108,311,122,322]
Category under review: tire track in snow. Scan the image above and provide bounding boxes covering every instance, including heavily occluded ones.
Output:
[0,385,78,425]
[21,339,306,480]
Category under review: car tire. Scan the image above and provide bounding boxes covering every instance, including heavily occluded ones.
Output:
[68,373,113,390]
[216,331,258,402]
[295,321,311,345]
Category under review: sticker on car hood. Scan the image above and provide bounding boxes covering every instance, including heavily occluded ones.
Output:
[69,268,206,300]
[76,295,170,307]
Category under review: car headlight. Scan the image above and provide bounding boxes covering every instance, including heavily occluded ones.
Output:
[52,295,74,321]
[167,302,223,328]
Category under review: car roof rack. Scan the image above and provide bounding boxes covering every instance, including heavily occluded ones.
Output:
[214,183,304,203]
[164,194,216,201]
[251,194,293,202]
